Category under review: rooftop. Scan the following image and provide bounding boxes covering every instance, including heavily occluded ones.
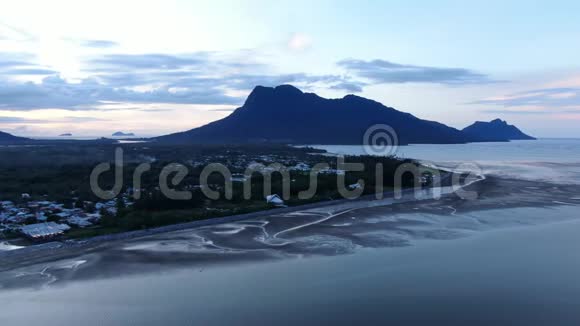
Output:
[20,222,71,239]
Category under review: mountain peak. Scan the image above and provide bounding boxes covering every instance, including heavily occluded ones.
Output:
[156,84,471,145]
[274,84,303,95]
[247,84,302,98]
[342,94,365,101]
[342,94,382,106]
[243,84,306,109]
[463,119,535,141]
[489,118,507,125]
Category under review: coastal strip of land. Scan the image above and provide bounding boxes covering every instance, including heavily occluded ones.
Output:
[0,172,466,269]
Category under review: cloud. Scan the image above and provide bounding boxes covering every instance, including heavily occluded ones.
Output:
[81,40,119,48]
[221,73,345,90]
[287,33,312,51]
[1,68,57,75]
[83,53,363,102]
[0,116,110,124]
[482,109,557,115]
[209,108,236,112]
[0,51,371,111]
[337,59,495,85]
[0,75,243,110]
[472,87,580,108]
[90,53,208,70]
[0,117,44,123]
[482,108,580,116]
[0,52,36,67]
[329,82,364,93]
[0,52,56,76]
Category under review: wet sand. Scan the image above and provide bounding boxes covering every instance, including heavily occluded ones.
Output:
[1,205,580,325]
[1,176,579,290]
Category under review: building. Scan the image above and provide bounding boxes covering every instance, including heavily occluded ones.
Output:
[230,173,248,182]
[266,194,285,207]
[291,163,311,172]
[66,216,93,228]
[19,222,71,241]
[319,168,345,175]
[420,172,434,187]
[348,183,362,190]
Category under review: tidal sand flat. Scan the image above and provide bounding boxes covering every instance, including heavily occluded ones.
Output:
[0,176,578,290]
[1,208,580,326]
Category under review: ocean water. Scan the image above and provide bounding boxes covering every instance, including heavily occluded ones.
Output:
[3,216,580,326]
[314,139,580,184]
[315,139,580,163]
[1,139,580,325]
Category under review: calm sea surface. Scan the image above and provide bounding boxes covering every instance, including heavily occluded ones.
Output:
[315,139,580,184]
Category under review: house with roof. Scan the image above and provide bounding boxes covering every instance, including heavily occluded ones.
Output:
[19,222,71,241]
[266,194,285,207]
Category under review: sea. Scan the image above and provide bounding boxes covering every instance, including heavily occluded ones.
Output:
[1,139,580,325]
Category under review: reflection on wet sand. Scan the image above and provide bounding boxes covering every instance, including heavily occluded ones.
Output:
[1,176,579,291]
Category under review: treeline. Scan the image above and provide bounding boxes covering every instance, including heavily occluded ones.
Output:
[0,142,425,232]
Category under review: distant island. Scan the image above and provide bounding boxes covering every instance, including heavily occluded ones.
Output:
[59,133,73,137]
[462,119,536,142]
[156,85,535,145]
[112,131,135,137]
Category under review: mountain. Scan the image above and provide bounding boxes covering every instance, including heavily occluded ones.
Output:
[112,131,135,137]
[0,131,29,142]
[59,133,73,137]
[462,119,536,142]
[156,85,471,145]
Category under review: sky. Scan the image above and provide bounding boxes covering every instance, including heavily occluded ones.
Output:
[1,0,579,138]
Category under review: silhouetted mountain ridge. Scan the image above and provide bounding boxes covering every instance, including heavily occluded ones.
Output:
[156,85,534,145]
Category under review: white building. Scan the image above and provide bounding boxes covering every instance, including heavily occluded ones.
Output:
[291,163,310,172]
[266,194,285,207]
[348,183,362,190]
[19,222,71,241]
[230,173,248,182]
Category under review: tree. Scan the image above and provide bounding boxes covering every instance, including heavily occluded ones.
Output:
[75,198,84,209]
[63,200,74,210]
[100,208,117,227]
[115,197,127,218]
[47,215,61,222]
[24,216,37,225]
[85,202,96,214]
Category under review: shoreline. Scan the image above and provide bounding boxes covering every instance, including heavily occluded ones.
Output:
[1,175,579,285]
[0,172,464,265]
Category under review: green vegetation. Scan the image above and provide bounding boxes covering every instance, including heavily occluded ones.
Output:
[0,142,424,236]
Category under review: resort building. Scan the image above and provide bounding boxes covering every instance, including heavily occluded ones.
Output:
[19,222,71,241]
